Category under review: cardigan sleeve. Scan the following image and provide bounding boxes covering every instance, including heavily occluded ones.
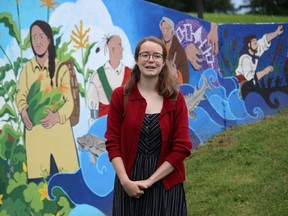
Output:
[104,86,124,161]
[165,92,192,168]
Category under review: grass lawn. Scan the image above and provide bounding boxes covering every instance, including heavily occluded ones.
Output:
[183,13,288,215]
[185,107,288,215]
[188,13,288,24]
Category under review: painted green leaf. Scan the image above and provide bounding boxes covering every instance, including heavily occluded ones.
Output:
[83,42,96,66]
[20,33,31,50]
[7,84,17,103]
[0,197,29,216]
[12,151,26,165]
[0,124,21,160]
[0,104,16,118]
[27,93,45,125]
[52,26,61,36]
[0,12,21,45]
[27,85,65,125]
[0,210,9,216]
[3,79,16,93]
[2,115,18,124]
[27,93,44,124]
[32,97,51,125]
[23,182,44,212]
[68,49,76,57]
[27,80,41,104]
[55,100,65,111]
[55,33,63,51]
[49,92,62,103]
[6,172,27,194]
[0,63,12,80]
[49,92,64,112]
[57,40,71,61]
[77,83,86,98]
[72,57,83,75]
[33,106,49,125]
[28,91,44,110]
[85,68,94,83]
[57,196,72,216]
[0,87,5,97]
[0,132,7,160]
[46,87,60,97]
[3,79,17,103]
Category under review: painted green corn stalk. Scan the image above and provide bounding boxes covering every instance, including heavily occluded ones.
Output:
[71,20,96,98]
[26,79,64,126]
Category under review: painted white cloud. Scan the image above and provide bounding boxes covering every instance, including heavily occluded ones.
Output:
[0,0,135,135]
[48,0,135,140]
[49,0,134,71]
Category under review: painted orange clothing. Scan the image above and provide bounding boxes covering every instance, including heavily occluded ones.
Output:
[165,44,184,84]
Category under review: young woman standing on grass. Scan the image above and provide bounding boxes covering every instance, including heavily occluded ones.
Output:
[105,36,192,215]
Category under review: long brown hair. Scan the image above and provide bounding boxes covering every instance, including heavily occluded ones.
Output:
[30,20,56,86]
[124,36,179,99]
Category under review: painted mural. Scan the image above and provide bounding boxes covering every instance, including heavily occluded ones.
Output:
[0,0,287,215]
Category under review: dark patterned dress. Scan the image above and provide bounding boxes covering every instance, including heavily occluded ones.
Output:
[112,114,187,216]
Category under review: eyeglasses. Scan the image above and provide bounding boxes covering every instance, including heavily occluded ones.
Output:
[138,52,163,62]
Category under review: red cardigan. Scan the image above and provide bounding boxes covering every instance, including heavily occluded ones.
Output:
[105,85,192,190]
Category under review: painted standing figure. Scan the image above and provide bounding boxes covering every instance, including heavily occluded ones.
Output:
[235,25,284,98]
[87,35,131,126]
[15,20,79,181]
[159,17,189,84]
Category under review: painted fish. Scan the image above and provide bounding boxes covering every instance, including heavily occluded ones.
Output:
[184,74,213,119]
[77,134,106,164]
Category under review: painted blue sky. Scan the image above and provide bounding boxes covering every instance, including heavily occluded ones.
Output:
[0,0,209,60]
[0,0,75,58]
[0,0,138,66]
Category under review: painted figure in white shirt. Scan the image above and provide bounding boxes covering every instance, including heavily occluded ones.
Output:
[235,25,283,98]
[87,35,131,126]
